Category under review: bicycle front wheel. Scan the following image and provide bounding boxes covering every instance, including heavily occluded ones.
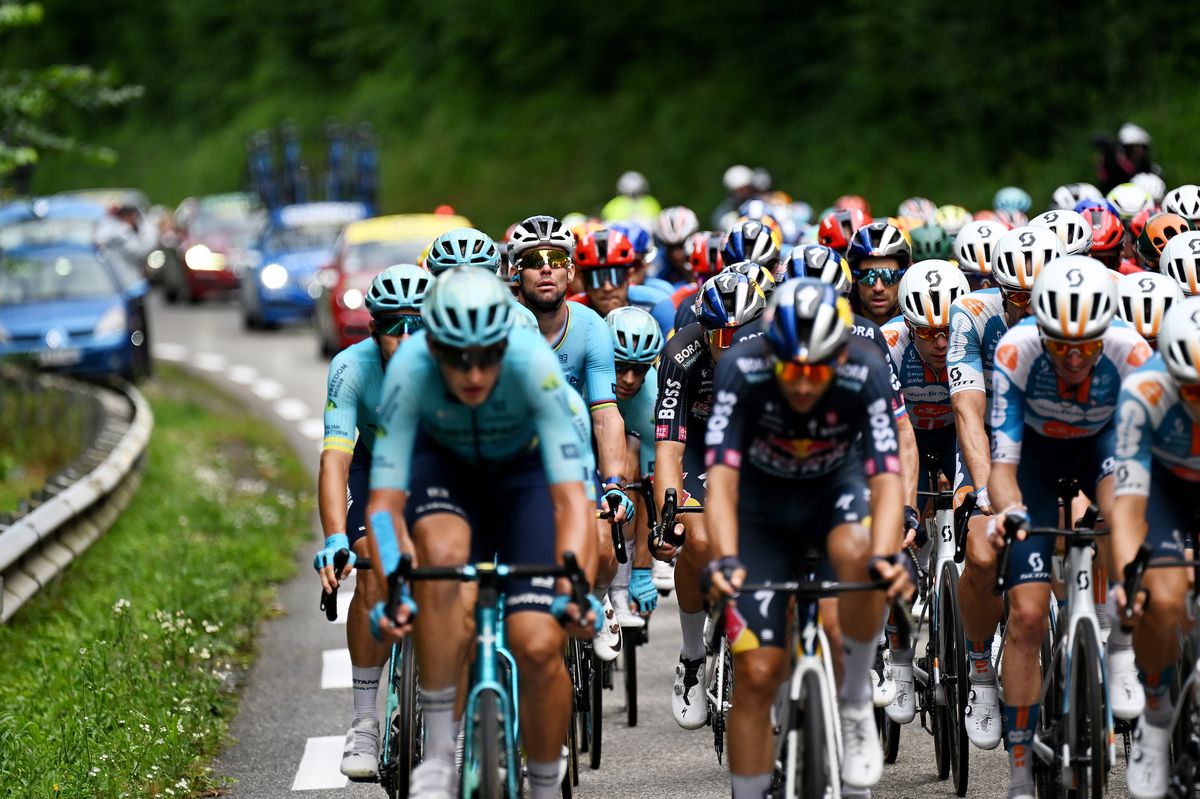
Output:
[589,652,603,769]
[465,691,503,799]
[1066,623,1105,799]
[938,565,969,795]
[384,639,421,799]
[624,628,638,728]
[794,669,829,799]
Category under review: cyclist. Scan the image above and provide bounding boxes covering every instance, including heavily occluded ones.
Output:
[653,206,701,284]
[672,230,777,334]
[654,270,766,730]
[607,306,665,627]
[1116,272,1185,348]
[1079,205,1127,272]
[950,225,1064,750]
[954,220,1004,291]
[569,227,670,317]
[994,187,1032,214]
[934,204,972,237]
[425,227,502,276]
[1111,297,1200,799]
[650,230,724,337]
[602,170,662,225]
[910,223,954,262]
[712,164,758,227]
[366,267,599,799]
[846,220,913,326]
[898,197,938,223]
[313,263,432,780]
[1161,230,1200,295]
[986,257,1153,799]
[611,219,676,296]
[1163,184,1200,227]
[880,260,970,724]
[818,207,872,255]
[703,278,913,796]
[1133,212,1192,271]
[1029,209,1093,255]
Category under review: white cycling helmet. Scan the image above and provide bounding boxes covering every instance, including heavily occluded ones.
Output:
[1106,183,1155,221]
[507,215,575,261]
[899,260,970,328]
[1163,185,1200,226]
[1118,123,1152,147]
[1159,296,1200,385]
[1131,173,1167,206]
[655,206,700,246]
[1032,256,1116,341]
[898,197,938,222]
[422,267,513,348]
[1160,230,1200,296]
[1050,182,1104,211]
[1117,272,1184,341]
[953,220,1004,274]
[1030,210,1093,255]
[617,171,649,197]
[723,164,754,192]
[991,226,1066,291]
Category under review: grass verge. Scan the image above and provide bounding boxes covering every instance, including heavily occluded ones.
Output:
[0,364,314,798]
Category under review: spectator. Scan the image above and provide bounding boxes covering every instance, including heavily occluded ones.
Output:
[711,164,756,227]
[601,171,661,225]
[1094,122,1162,193]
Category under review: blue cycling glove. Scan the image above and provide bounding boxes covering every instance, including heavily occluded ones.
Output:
[629,568,658,614]
[602,488,635,526]
[368,590,418,642]
[551,594,605,633]
[314,534,356,573]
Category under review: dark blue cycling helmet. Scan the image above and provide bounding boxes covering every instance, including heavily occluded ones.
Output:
[781,245,851,293]
[721,219,779,269]
[766,278,851,363]
[609,220,656,260]
[696,271,766,330]
[1073,197,1121,218]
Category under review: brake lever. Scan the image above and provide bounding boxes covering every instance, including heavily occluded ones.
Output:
[320,548,351,621]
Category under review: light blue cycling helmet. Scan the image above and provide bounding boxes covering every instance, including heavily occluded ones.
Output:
[994,186,1032,213]
[606,306,663,364]
[508,300,539,331]
[366,264,432,315]
[422,266,513,347]
[426,228,501,275]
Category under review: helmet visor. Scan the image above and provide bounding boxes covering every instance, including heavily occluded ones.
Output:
[583,266,629,289]
[774,360,835,383]
[375,313,424,337]
[517,249,571,271]
[853,267,902,286]
[430,340,508,371]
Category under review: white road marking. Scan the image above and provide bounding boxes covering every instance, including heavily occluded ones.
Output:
[332,583,354,626]
[194,351,227,372]
[299,418,325,441]
[228,364,258,385]
[275,398,309,422]
[321,648,353,690]
[153,342,189,361]
[252,378,285,401]
[291,736,348,791]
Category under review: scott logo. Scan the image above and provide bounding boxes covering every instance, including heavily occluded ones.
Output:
[1066,268,1083,288]
[1018,231,1035,248]
[1138,277,1156,293]
[926,269,942,288]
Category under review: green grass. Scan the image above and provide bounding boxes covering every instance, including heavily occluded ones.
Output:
[0,364,314,798]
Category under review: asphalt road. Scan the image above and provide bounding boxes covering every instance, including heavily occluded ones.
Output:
[147,290,1130,799]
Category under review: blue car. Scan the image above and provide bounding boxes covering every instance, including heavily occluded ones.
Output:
[0,244,152,381]
[240,201,369,329]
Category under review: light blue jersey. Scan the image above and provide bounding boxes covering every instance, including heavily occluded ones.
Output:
[1114,356,1200,495]
[617,366,657,475]
[550,301,618,410]
[323,338,384,462]
[370,327,593,491]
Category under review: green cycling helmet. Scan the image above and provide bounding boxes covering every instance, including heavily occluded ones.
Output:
[422,266,513,348]
[909,224,953,261]
[366,264,433,316]
[426,228,501,275]
[606,306,663,364]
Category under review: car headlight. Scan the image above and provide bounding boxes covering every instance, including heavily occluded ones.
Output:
[260,263,289,290]
[94,305,127,337]
[184,244,224,270]
[147,250,166,270]
[341,288,364,310]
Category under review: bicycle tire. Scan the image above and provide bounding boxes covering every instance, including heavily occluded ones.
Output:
[713,638,733,764]
[385,639,421,799]
[1035,618,1061,799]
[589,652,603,770]
[1066,622,1105,799]
[793,669,828,799]
[882,716,901,764]
[624,630,638,728]
[471,691,503,799]
[939,566,970,795]
[1172,636,1198,798]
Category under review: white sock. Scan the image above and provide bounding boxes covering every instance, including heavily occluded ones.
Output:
[612,555,632,591]
[527,758,560,799]
[841,634,877,706]
[351,665,384,721]
[1106,589,1133,652]
[419,686,457,762]
[680,610,706,661]
[731,773,772,798]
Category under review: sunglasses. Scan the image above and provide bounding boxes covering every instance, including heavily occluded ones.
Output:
[1002,289,1032,309]
[517,249,571,272]
[774,360,835,382]
[1179,383,1200,403]
[583,266,629,290]
[431,341,508,371]
[615,361,651,377]
[908,323,949,342]
[374,314,424,337]
[1042,336,1103,359]
[706,327,738,349]
[853,268,903,286]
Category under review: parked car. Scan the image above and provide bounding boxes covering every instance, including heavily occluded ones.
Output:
[313,213,470,356]
[163,193,265,303]
[0,244,152,381]
[54,188,162,281]
[241,201,369,330]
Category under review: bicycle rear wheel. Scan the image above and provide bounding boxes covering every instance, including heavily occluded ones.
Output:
[1035,620,1061,799]
[712,637,733,764]
[1172,636,1199,799]
[1066,623,1105,799]
[938,566,969,795]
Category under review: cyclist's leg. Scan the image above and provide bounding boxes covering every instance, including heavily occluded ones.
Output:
[670,446,713,727]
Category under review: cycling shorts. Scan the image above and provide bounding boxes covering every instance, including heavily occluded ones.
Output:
[404,432,558,615]
[346,439,371,547]
[731,462,871,651]
[1006,424,1116,587]
[1143,463,1194,561]
[915,427,958,498]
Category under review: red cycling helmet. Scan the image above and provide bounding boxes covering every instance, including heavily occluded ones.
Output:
[1127,208,1152,241]
[685,231,724,281]
[835,195,871,216]
[574,228,636,269]
[818,208,873,254]
[1080,207,1125,253]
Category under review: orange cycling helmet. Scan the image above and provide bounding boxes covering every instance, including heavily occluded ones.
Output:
[818,208,872,254]
[574,228,636,268]
[1135,213,1193,268]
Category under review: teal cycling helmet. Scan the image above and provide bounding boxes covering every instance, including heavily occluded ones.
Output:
[509,300,539,331]
[606,306,664,364]
[426,228,501,275]
[422,266,513,347]
[366,264,432,315]
[993,186,1032,213]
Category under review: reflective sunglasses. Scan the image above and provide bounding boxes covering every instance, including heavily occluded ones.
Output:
[1002,288,1032,309]
[583,266,629,289]
[706,327,738,349]
[517,249,571,272]
[431,340,508,371]
[1042,336,1103,359]
[853,267,903,286]
[615,361,651,377]
[774,360,835,382]
[1179,383,1200,403]
[374,314,424,337]
[908,323,949,342]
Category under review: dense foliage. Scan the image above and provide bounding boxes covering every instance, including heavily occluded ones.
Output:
[7,0,1200,230]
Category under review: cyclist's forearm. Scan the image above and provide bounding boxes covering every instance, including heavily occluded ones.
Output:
[952,391,992,492]
[1111,494,1149,574]
[591,405,628,482]
[317,449,352,536]
[653,441,685,509]
[365,488,411,597]
[897,413,918,507]
[987,462,1020,512]
[867,472,904,557]
[705,465,739,558]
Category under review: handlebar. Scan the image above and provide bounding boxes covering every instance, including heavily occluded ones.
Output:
[625,478,657,528]
[953,491,978,564]
[319,548,354,621]
[992,511,1108,595]
[600,493,629,564]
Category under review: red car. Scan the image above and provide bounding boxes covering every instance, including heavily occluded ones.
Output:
[164,193,265,303]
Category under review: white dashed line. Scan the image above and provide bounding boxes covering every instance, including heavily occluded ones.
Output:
[275,399,309,422]
[153,342,189,362]
[195,351,228,372]
[251,379,285,401]
[320,648,353,690]
[299,418,325,441]
[228,364,258,385]
[291,736,348,791]
[332,583,354,625]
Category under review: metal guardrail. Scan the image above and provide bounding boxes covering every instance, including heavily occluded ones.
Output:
[0,373,153,622]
